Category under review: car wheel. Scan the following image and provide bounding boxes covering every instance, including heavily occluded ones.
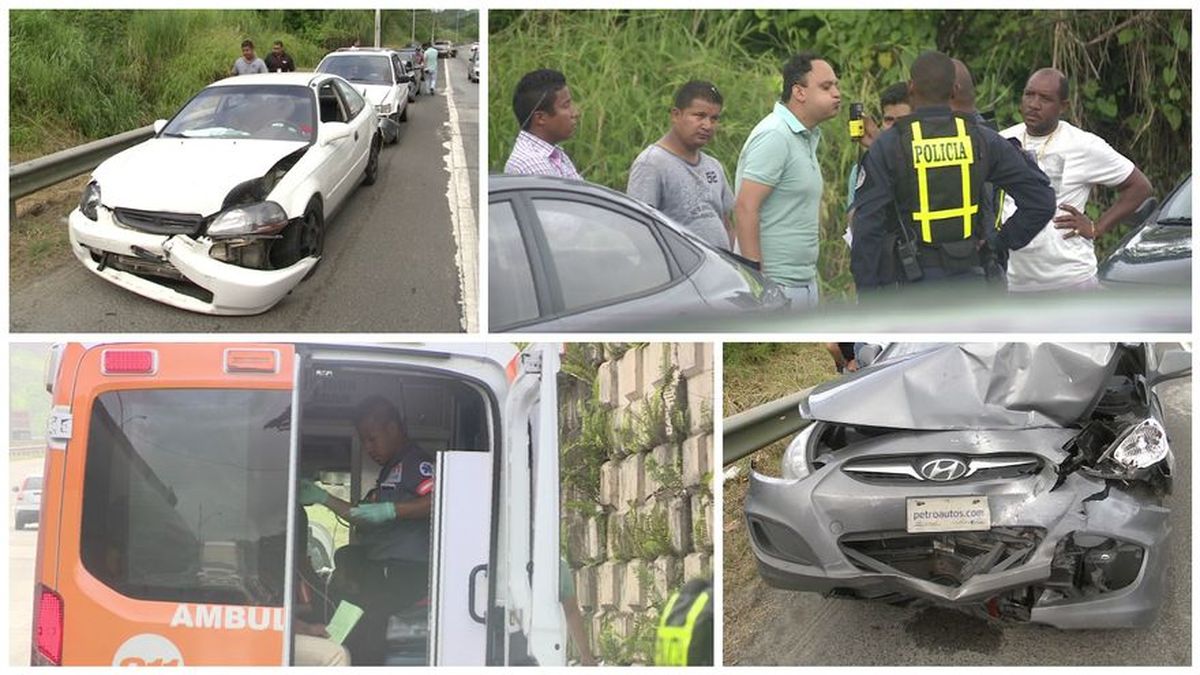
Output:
[400,106,408,123]
[408,89,416,103]
[363,135,381,186]
[271,200,324,271]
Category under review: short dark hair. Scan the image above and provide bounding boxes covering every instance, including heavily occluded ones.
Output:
[241,39,254,50]
[673,80,723,110]
[780,52,824,103]
[513,69,568,130]
[910,50,955,103]
[354,394,407,436]
[273,40,283,48]
[880,82,909,109]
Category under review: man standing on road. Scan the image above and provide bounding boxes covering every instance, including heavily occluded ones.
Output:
[423,42,439,95]
[504,69,583,179]
[231,39,266,76]
[265,40,296,73]
[299,395,435,665]
[627,80,735,250]
[999,67,1154,293]
[734,52,842,308]
[849,50,1055,292]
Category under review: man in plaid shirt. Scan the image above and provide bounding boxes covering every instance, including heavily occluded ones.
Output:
[504,69,583,179]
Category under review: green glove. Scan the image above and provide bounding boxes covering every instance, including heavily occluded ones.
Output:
[299,479,329,506]
[348,502,396,525]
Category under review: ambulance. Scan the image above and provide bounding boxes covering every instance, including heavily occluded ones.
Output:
[32,342,566,666]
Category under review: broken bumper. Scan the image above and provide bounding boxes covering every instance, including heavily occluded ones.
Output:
[68,207,316,315]
[744,432,1169,629]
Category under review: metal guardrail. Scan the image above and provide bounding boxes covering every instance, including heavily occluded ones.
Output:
[722,388,813,466]
[9,443,46,460]
[9,124,155,217]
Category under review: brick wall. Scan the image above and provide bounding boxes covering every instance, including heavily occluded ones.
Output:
[560,343,713,664]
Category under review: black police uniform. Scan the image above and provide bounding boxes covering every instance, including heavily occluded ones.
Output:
[850,105,1055,290]
[338,443,436,665]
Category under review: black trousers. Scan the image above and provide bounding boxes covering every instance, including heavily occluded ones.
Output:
[333,545,429,665]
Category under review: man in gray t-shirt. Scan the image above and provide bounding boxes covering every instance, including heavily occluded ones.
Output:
[627,80,734,250]
[231,39,267,76]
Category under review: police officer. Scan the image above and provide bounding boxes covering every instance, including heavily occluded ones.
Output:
[654,579,713,666]
[299,394,435,665]
[850,50,1055,291]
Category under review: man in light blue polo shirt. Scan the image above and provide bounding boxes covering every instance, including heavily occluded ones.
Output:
[734,52,842,307]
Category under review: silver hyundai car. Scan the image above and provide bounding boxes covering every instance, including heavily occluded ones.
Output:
[744,343,1190,628]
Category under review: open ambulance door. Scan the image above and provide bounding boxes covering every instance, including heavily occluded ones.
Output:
[497,344,566,666]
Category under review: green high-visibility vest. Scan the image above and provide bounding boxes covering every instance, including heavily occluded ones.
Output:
[655,585,711,666]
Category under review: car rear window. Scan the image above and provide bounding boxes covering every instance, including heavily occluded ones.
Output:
[80,389,291,606]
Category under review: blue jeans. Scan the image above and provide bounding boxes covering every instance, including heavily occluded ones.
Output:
[779,280,819,308]
[426,69,437,94]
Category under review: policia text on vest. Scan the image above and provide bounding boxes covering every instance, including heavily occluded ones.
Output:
[849,106,1055,290]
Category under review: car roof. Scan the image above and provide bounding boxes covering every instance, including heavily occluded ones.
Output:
[212,72,328,87]
[330,47,398,55]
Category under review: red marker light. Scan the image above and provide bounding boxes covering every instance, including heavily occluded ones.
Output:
[101,349,157,375]
[225,349,279,373]
[34,585,64,665]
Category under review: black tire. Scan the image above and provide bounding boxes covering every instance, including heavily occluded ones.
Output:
[400,106,408,123]
[408,89,416,103]
[271,200,324,270]
[363,135,381,185]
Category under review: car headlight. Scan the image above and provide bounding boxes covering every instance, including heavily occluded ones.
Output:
[1108,418,1169,469]
[79,181,101,220]
[376,102,395,115]
[207,201,289,238]
[781,423,818,480]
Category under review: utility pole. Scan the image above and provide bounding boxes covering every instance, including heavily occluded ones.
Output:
[374,9,381,48]
[411,9,416,42]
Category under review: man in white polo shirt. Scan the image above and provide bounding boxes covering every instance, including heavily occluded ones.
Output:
[999,67,1153,292]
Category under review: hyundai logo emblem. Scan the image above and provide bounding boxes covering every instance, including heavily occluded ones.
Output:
[918,457,968,481]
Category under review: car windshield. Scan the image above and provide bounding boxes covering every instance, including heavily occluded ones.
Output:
[24,476,43,490]
[317,54,394,85]
[1158,176,1191,224]
[161,85,315,141]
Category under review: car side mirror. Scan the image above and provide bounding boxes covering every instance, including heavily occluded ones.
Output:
[321,122,352,146]
[856,344,882,368]
[1128,197,1158,226]
[153,119,168,135]
[1149,348,1191,387]
[398,74,412,83]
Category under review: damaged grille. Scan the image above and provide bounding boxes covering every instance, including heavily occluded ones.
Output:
[114,208,205,236]
[842,454,1041,484]
[840,527,1045,587]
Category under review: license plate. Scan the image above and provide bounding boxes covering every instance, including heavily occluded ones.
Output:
[906,496,991,533]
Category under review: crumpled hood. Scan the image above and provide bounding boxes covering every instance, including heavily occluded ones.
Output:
[93,138,309,216]
[356,84,393,107]
[800,343,1120,430]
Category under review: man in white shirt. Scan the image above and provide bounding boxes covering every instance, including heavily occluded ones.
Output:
[999,68,1153,292]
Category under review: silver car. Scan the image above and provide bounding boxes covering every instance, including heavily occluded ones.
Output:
[745,343,1190,628]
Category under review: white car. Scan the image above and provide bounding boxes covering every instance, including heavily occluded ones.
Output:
[469,45,480,83]
[316,48,412,145]
[69,72,381,315]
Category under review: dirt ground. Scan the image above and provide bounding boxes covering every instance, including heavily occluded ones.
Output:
[10,175,89,286]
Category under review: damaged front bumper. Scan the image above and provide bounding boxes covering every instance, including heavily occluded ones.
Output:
[68,207,316,315]
[744,427,1170,629]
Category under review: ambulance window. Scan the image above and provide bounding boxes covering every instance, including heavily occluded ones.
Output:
[80,389,291,605]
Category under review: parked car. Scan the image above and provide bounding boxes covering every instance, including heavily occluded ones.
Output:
[489,175,787,331]
[433,40,455,58]
[745,342,1191,628]
[1099,174,1191,289]
[13,473,42,530]
[396,47,426,94]
[317,48,412,141]
[469,45,480,83]
[68,72,381,315]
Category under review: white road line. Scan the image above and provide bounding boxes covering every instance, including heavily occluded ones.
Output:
[441,59,479,333]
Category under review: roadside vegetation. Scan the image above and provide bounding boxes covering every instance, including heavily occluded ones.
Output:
[721,343,840,660]
[489,10,1191,299]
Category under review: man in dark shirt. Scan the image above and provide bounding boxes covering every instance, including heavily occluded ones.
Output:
[300,395,434,665]
[265,40,296,73]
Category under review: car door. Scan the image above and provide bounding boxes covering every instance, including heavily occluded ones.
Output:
[495,189,706,331]
[391,54,411,103]
[331,78,374,182]
[314,79,360,212]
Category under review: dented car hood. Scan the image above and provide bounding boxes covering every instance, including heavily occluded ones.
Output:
[800,343,1120,430]
[93,138,310,216]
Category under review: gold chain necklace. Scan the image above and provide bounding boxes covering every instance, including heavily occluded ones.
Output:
[1023,123,1059,164]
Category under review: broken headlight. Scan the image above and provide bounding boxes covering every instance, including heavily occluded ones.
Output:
[781,423,817,480]
[376,102,395,116]
[79,181,101,220]
[207,201,289,239]
[1108,418,1169,470]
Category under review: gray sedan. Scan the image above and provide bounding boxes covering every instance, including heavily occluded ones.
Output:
[745,342,1191,628]
[488,175,787,332]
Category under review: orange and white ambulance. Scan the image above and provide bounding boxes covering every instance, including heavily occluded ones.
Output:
[32,342,565,666]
